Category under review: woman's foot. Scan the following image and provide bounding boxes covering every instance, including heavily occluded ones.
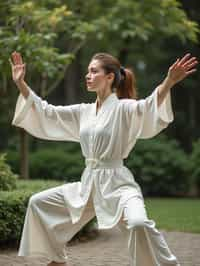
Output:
[47,261,67,266]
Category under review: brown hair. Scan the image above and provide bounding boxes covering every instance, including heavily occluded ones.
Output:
[91,52,137,99]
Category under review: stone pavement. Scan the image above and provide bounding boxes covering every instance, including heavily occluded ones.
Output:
[0,227,200,266]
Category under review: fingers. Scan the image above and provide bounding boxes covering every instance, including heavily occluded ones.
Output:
[22,63,26,72]
[178,53,199,69]
[178,53,191,65]
[16,52,23,64]
[11,51,17,65]
[11,51,23,65]
[171,53,198,73]
[184,60,198,71]
[9,57,26,71]
[186,68,197,75]
[182,56,197,66]
[183,58,198,70]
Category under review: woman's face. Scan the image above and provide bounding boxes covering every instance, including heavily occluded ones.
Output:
[85,59,114,92]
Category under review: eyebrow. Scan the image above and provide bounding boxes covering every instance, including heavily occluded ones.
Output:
[87,66,97,71]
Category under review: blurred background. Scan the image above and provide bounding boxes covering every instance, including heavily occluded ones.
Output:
[0,0,200,246]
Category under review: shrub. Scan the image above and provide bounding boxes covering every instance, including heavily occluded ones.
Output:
[190,139,200,194]
[0,180,62,246]
[6,147,85,181]
[0,189,30,245]
[0,153,18,191]
[126,135,190,197]
[30,148,84,181]
[5,150,20,174]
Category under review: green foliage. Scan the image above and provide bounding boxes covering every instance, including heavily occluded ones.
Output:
[126,135,190,196]
[0,1,76,97]
[3,150,20,174]
[66,0,199,44]
[0,153,18,191]
[29,148,84,181]
[189,139,200,191]
[6,144,84,181]
[0,0,198,87]
[105,0,199,43]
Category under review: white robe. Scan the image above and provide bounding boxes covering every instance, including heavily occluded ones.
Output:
[12,86,173,229]
[12,87,180,265]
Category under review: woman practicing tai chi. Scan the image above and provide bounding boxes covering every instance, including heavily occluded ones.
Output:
[11,51,198,266]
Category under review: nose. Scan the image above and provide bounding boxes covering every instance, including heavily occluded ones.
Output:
[85,72,91,80]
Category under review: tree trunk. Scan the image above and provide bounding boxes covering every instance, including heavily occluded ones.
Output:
[64,50,82,104]
[20,128,29,179]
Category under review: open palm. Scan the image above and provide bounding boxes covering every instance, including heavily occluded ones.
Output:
[167,53,198,85]
[10,51,26,83]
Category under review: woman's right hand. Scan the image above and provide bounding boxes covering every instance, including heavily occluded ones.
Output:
[9,51,26,84]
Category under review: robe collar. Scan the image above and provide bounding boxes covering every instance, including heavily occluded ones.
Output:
[93,92,118,117]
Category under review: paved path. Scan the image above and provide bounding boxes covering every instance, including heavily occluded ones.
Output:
[0,228,200,266]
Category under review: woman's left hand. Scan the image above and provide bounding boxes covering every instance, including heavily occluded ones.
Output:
[167,53,198,85]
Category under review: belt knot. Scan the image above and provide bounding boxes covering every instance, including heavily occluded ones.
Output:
[85,158,99,169]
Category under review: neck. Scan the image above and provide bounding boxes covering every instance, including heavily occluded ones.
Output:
[96,89,113,108]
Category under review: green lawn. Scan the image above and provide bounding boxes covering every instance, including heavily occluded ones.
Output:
[145,198,200,233]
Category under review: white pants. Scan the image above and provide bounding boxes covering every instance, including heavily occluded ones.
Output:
[117,197,180,265]
[18,184,180,266]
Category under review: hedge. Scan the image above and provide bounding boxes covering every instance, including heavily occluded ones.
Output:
[6,147,84,182]
[126,135,190,196]
[0,180,61,246]
[0,153,18,191]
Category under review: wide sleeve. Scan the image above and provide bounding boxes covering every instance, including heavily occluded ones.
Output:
[12,88,82,142]
[122,86,174,140]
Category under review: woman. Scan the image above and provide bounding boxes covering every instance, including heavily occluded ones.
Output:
[10,51,198,266]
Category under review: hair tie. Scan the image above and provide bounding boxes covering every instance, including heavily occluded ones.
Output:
[120,66,126,80]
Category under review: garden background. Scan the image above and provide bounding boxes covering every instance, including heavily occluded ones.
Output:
[0,0,200,248]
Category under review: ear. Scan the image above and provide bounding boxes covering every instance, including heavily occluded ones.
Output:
[107,72,115,83]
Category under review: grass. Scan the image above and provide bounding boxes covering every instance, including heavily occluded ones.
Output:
[145,197,200,233]
[16,179,64,191]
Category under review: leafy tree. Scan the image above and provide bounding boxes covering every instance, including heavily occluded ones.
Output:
[0,0,95,178]
[63,0,199,105]
[0,0,199,178]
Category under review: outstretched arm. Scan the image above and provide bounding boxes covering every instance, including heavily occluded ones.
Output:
[157,53,198,107]
[122,54,198,141]
[10,51,82,142]
[9,51,30,99]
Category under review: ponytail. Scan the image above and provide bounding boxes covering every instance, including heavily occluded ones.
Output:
[116,67,137,99]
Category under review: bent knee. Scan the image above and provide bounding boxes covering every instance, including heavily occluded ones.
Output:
[28,192,44,208]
